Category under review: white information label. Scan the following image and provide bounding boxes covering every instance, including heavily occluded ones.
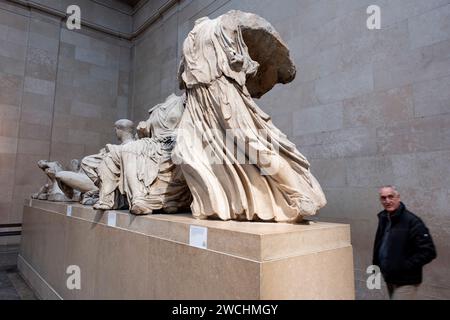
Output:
[189,225,207,249]
[107,212,117,227]
[66,205,72,216]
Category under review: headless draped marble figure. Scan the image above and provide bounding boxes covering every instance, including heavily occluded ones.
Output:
[54,119,135,207]
[93,94,191,215]
[172,11,327,222]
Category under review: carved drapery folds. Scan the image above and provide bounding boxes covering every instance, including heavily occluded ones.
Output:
[32,11,326,223]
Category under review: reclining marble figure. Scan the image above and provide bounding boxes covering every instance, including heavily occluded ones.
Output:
[93,94,192,215]
[172,10,327,222]
[54,119,135,206]
[32,160,80,202]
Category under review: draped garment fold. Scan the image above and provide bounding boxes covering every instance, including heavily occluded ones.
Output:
[174,13,326,222]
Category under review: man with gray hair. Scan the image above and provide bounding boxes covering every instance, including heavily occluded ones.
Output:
[373,185,437,299]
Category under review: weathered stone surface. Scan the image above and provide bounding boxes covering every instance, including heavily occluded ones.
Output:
[230,10,296,98]
[93,95,191,215]
[175,10,326,222]
[31,160,75,202]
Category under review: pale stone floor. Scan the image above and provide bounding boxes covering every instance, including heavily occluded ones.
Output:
[0,245,36,300]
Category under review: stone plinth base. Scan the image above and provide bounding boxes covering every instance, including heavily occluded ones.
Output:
[19,199,355,299]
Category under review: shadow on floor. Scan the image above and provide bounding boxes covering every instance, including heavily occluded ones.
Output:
[0,245,37,300]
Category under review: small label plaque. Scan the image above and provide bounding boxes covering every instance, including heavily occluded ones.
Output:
[107,212,117,227]
[189,225,207,249]
[66,205,72,216]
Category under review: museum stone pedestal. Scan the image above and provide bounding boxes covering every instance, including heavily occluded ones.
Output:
[18,200,355,299]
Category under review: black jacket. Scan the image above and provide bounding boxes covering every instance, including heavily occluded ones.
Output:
[372,202,437,285]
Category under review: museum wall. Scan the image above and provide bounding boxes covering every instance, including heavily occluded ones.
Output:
[0,0,132,244]
[131,0,450,299]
